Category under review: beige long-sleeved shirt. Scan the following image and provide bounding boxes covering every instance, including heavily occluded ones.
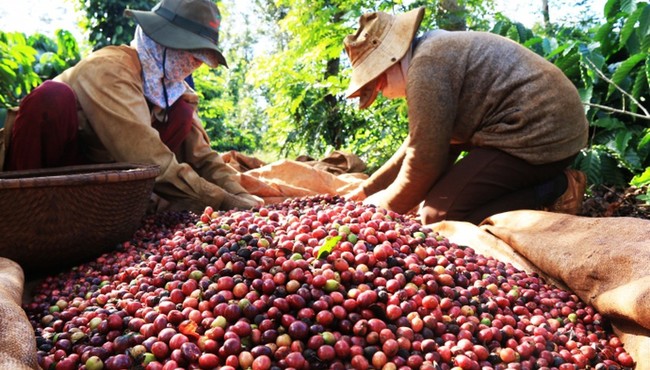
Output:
[362,31,589,214]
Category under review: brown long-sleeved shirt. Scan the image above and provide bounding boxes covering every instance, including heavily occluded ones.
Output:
[362,30,589,214]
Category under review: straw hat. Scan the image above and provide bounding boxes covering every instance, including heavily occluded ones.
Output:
[125,0,227,68]
[344,7,425,108]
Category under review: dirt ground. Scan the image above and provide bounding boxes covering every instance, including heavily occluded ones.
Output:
[580,184,650,219]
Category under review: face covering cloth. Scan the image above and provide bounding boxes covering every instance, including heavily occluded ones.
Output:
[132,26,203,109]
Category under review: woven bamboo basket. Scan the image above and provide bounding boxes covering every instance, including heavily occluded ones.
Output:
[0,163,160,274]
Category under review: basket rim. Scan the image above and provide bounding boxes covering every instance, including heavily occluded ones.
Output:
[0,162,160,189]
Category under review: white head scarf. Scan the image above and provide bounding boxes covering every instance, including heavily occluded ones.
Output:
[131,26,204,108]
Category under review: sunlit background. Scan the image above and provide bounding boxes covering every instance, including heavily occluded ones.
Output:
[0,0,608,43]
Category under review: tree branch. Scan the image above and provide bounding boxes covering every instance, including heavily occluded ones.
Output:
[581,57,650,119]
[584,102,650,121]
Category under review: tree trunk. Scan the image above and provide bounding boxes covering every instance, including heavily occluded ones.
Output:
[324,9,344,149]
[542,0,550,29]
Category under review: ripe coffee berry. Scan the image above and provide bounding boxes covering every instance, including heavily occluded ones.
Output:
[26,195,636,370]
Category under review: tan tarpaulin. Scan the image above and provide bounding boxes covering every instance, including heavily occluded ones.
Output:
[0,258,38,369]
[431,212,650,370]
[227,151,368,205]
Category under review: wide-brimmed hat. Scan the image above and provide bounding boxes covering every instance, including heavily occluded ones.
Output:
[343,7,425,106]
[124,0,227,68]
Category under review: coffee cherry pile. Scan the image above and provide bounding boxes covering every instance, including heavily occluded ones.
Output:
[24,195,636,370]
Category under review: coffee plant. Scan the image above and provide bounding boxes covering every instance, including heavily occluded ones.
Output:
[0,32,40,109]
[75,0,156,50]
[0,29,80,111]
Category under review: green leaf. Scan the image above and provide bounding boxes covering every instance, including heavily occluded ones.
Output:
[620,0,636,14]
[555,52,581,79]
[547,42,571,60]
[578,86,593,106]
[639,129,650,150]
[540,38,554,55]
[631,167,650,187]
[646,55,650,92]
[576,148,628,186]
[604,0,619,20]
[636,193,650,204]
[611,130,632,157]
[594,22,616,56]
[0,64,17,79]
[623,147,643,171]
[514,22,530,43]
[620,5,642,47]
[638,3,650,36]
[631,69,648,113]
[317,235,342,260]
[522,37,543,51]
[491,21,510,36]
[608,53,647,98]
[575,149,603,185]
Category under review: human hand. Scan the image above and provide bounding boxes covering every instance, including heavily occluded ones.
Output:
[345,187,367,201]
[239,193,265,208]
[362,190,390,209]
[223,192,264,210]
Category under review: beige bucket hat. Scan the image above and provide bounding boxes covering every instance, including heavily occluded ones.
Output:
[125,0,227,68]
[344,7,425,108]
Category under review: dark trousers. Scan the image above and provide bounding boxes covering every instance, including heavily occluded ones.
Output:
[420,147,574,225]
[5,80,193,171]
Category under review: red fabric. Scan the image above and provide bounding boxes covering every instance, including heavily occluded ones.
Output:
[152,98,194,153]
[6,80,83,171]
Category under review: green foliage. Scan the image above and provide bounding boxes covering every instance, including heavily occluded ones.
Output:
[489,1,649,200]
[74,0,156,49]
[29,31,82,80]
[632,167,650,187]
[244,0,495,170]
[0,30,81,109]
[193,65,262,154]
[193,2,266,156]
[0,32,40,109]
[576,0,650,191]
[246,0,359,161]
[2,0,648,206]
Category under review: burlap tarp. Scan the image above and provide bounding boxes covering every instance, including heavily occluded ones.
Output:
[222,150,367,176]
[5,152,649,368]
[0,258,38,370]
[431,211,650,370]
[226,151,368,205]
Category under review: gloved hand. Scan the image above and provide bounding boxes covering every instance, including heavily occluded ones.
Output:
[222,192,264,210]
[154,166,262,213]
